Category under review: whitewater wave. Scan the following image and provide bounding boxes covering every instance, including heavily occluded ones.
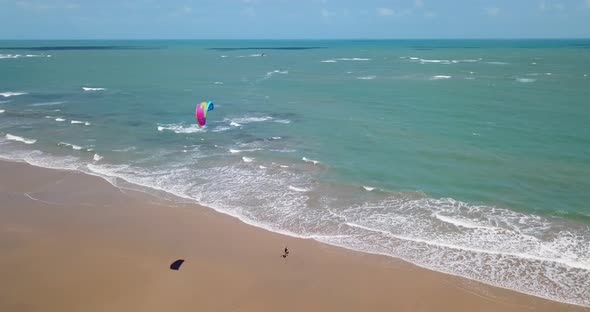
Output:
[112,146,136,152]
[30,101,65,106]
[405,58,480,65]
[266,69,288,77]
[321,58,370,63]
[362,186,376,191]
[0,92,27,98]
[302,157,320,165]
[430,75,452,80]
[212,126,231,132]
[82,87,106,91]
[288,185,309,192]
[0,109,5,113]
[434,213,498,230]
[93,154,103,162]
[357,76,376,80]
[57,142,83,151]
[337,57,370,61]
[5,134,36,144]
[238,54,265,58]
[71,120,91,126]
[420,59,452,64]
[225,116,273,125]
[157,123,206,134]
[0,54,51,59]
[242,156,254,163]
[230,148,261,154]
[516,78,536,83]
[1,137,588,307]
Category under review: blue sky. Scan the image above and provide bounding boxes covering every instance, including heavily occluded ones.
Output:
[1,0,590,39]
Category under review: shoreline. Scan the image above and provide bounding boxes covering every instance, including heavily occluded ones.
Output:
[0,158,587,311]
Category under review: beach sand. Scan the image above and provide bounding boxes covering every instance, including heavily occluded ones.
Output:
[0,159,587,312]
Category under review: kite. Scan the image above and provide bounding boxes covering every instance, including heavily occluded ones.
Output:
[196,101,214,126]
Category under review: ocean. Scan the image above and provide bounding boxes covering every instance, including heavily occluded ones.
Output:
[1,39,589,306]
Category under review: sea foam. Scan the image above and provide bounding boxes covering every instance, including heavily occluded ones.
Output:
[516,78,536,83]
[0,92,27,98]
[82,87,106,91]
[31,101,65,106]
[336,57,370,61]
[288,185,310,192]
[430,75,452,80]
[58,142,83,150]
[71,120,90,126]
[0,54,50,59]
[157,123,206,134]
[302,157,320,165]
[6,134,36,144]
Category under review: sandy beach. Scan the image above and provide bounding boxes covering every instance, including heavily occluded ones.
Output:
[0,159,586,312]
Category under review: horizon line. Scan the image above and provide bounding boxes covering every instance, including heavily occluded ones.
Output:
[1,37,590,41]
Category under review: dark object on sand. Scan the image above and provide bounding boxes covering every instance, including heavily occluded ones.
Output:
[170,259,185,270]
[284,247,289,255]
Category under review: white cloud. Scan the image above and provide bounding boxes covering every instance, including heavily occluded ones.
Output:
[15,1,80,11]
[16,1,51,10]
[321,8,336,17]
[539,1,568,11]
[374,1,423,18]
[182,6,192,14]
[539,0,546,10]
[424,11,437,18]
[586,0,590,8]
[377,7,395,16]
[485,7,500,17]
[242,7,256,17]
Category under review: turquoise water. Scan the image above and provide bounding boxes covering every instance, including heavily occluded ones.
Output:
[1,40,589,305]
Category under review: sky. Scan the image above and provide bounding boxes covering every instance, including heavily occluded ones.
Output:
[1,0,590,39]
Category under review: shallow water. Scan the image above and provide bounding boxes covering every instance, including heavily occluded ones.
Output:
[1,39,589,305]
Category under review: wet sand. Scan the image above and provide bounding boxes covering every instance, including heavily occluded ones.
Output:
[0,159,586,312]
